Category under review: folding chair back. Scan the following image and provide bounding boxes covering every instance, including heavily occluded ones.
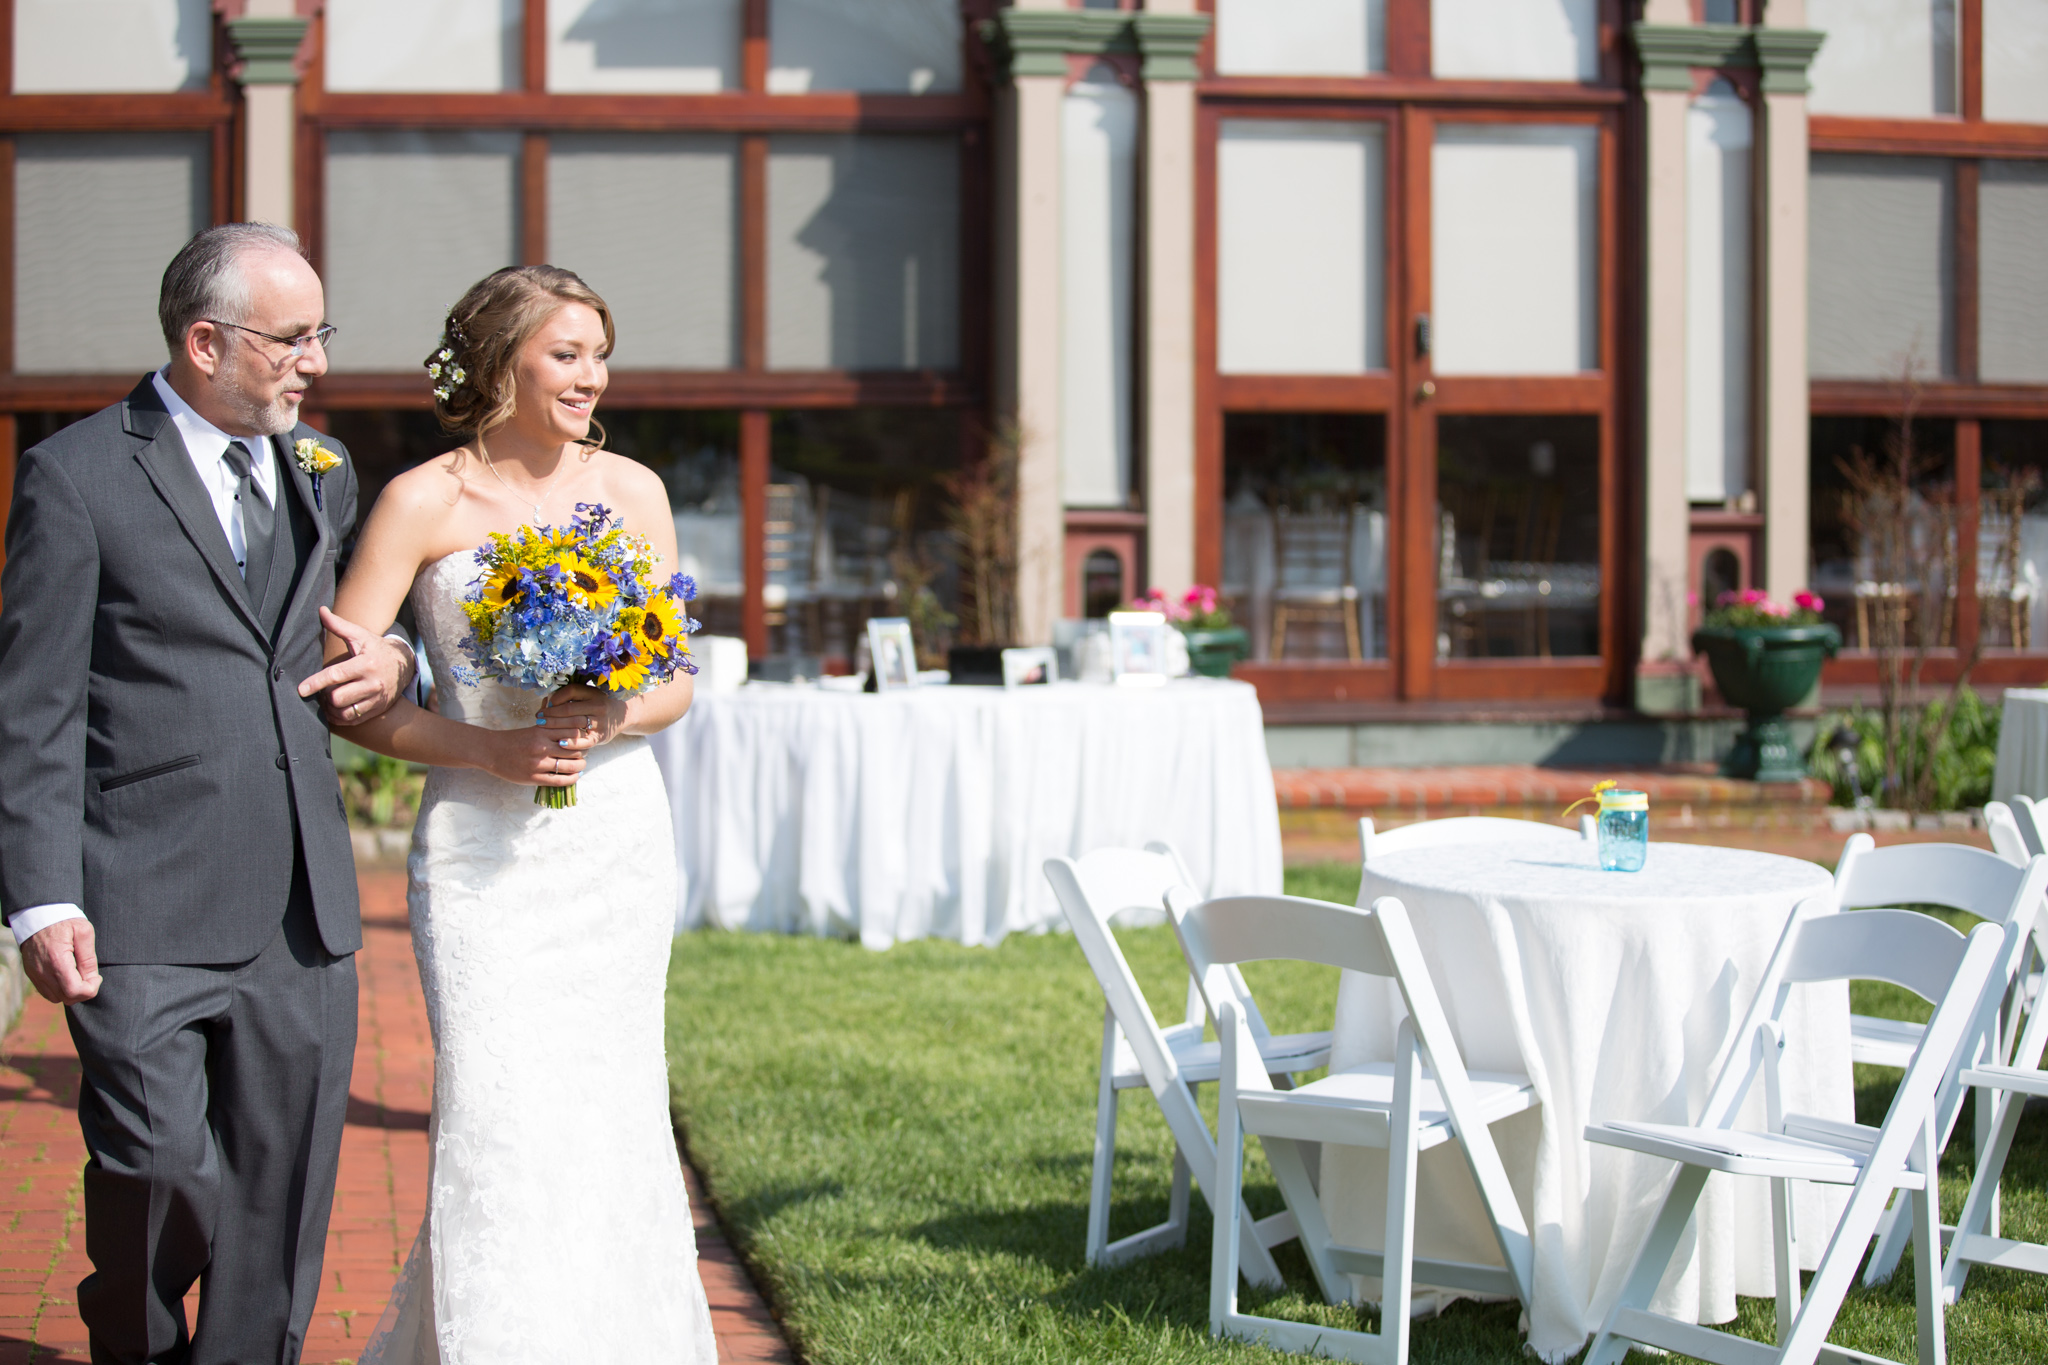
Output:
[1833,834,2031,921]
[2009,794,2048,857]
[1047,846,1195,1090]
[1986,801,2031,866]
[1358,814,1587,863]
[1585,895,2011,1365]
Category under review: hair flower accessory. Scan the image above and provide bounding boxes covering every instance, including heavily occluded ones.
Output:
[425,344,468,403]
[293,437,342,510]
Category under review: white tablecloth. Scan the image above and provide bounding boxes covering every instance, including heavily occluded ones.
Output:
[650,678,1283,948]
[1326,842,1844,1362]
[1993,687,2048,804]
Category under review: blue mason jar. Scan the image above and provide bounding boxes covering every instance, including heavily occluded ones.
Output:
[1598,789,1649,872]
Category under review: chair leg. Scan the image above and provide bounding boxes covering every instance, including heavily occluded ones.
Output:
[1943,1083,2030,1304]
[1212,1092,1245,1336]
[1380,1027,1423,1362]
[1087,1009,1119,1267]
[1584,1165,1711,1365]
[1166,1148,1192,1249]
[1912,1119,1949,1365]
[1771,1175,1800,1343]
[1868,1057,1975,1285]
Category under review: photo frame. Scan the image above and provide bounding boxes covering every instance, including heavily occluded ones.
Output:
[1107,611,1171,688]
[1000,646,1058,690]
[866,617,917,692]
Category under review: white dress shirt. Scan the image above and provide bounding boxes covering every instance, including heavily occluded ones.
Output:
[10,375,280,946]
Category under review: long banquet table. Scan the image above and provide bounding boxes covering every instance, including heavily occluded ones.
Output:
[649,677,1284,948]
[1325,840,1844,1362]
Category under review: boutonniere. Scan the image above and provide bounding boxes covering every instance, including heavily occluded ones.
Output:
[295,437,342,510]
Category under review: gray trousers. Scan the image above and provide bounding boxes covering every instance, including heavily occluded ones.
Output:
[66,868,357,1365]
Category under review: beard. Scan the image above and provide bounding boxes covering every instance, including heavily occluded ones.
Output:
[213,371,302,435]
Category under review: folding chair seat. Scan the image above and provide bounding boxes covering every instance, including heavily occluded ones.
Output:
[1357,814,1591,863]
[1168,887,1537,1365]
[1583,896,2011,1365]
[1044,844,1332,1282]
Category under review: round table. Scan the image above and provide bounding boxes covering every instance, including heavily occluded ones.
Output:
[1322,841,1843,1363]
[650,678,1283,948]
[1993,687,2048,804]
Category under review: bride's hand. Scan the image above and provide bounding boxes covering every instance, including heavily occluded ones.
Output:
[541,683,628,747]
[478,716,594,787]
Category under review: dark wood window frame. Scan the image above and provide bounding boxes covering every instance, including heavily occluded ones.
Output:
[1193,0,1631,713]
[1808,0,2048,688]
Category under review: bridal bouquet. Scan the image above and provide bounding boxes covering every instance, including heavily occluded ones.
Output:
[457,502,699,808]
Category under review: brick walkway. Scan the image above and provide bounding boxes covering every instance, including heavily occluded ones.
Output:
[0,869,792,1365]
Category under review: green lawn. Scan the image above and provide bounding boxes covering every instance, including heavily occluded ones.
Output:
[665,865,2048,1364]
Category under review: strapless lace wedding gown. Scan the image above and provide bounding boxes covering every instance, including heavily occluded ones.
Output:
[362,554,716,1364]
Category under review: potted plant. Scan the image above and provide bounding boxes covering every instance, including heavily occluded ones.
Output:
[1692,589,1841,782]
[1131,585,1250,678]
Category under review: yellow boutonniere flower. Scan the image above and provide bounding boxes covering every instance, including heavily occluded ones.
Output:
[294,438,343,476]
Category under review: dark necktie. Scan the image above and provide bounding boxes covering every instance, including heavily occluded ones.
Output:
[222,439,275,595]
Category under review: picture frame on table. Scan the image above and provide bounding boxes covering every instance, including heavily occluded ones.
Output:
[1107,612,1170,688]
[1000,646,1058,690]
[866,617,918,692]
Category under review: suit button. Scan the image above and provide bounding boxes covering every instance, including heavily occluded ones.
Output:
[276,754,289,770]
[273,667,285,681]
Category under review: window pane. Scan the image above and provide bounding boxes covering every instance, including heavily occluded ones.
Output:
[1808,155,1953,380]
[1808,415,1956,651]
[1685,83,1753,504]
[1437,415,1600,659]
[606,411,745,640]
[16,133,207,374]
[327,0,520,92]
[1218,120,1385,375]
[765,409,960,669]
[1980,160,2048,385]
[1981,421,2048,651]
[1222,414,1388,662]
[1806,0,1957,118]
[325,132,521,373]
[766,135,959,371]
[1431,0,1597,82]
[13,0,209,92]
[1062,72,1136,507]
[1215,0,1385,77]
[1985,0,2048,124]
[767,0,960,94]
[547,0,737,93]
[1432,124,1598,376]
[548,134,738,369]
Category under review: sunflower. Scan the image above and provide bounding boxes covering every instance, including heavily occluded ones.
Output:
[549,552,618,611]
[635,594,686,659]
[481,564,533,612]
[599,636,653,691]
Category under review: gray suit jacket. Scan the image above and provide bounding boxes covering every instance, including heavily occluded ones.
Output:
[0,377,361,964]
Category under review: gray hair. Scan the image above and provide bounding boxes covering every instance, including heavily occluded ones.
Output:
[158,222,305,353]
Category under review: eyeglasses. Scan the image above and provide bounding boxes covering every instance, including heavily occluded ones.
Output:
[206,320,338,360]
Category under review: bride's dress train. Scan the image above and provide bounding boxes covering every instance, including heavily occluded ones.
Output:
[362,553,716,1363]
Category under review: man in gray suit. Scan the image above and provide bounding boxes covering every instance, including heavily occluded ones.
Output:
[0,223,413,1364]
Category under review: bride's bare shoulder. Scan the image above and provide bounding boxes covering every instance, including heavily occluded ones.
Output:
[375,444,485,513]
[590,447,670,510]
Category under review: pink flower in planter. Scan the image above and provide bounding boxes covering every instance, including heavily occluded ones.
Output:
[1794,589,1825,613]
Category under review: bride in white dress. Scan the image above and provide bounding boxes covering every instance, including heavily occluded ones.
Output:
[323,266,716,1363]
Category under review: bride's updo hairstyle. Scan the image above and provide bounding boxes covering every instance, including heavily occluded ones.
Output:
[425,264,615,449]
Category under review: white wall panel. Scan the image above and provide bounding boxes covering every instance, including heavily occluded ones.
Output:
[1807,0,1957,118]
[1981,161,2048,384]
[1985,0,2048,124]
[1431,124,1598,375]
[328,0,520,92]
[548,0,737,93]
[767,0,960,93]
[1685,85,1752,504]
[1432,0,1596,82]
[16,134,208,373]
[1060,74,1137,508]
[1808,155,1953,378]
[14,0,209,92]
[325,133,521,371]
[548,135,738,369]
[1214,0,1384,77]
[1218,120,1384,375]
[766,135,959,370]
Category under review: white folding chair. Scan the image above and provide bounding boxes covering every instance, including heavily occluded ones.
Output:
[1830,835,2048,1283]
[1167,887,1537,1365]
[1357,814,1592,862]
[2006,794,2048,858]
[1583,897,2011,1365]
[1985,800,2031,865]
[1044,845,1332,1283]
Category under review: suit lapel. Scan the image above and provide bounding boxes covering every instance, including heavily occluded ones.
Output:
[275,428,335,640]
[125,386,267,641]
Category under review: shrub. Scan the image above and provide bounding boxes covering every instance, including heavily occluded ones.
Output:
[1807,688,1999,812]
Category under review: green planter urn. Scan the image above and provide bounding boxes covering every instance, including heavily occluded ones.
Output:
[1691,623,1842,783]
[1183,626,1250,678]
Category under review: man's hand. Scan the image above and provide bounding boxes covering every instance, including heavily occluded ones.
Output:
[302,606,415,726]
[21,918,101,1004]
